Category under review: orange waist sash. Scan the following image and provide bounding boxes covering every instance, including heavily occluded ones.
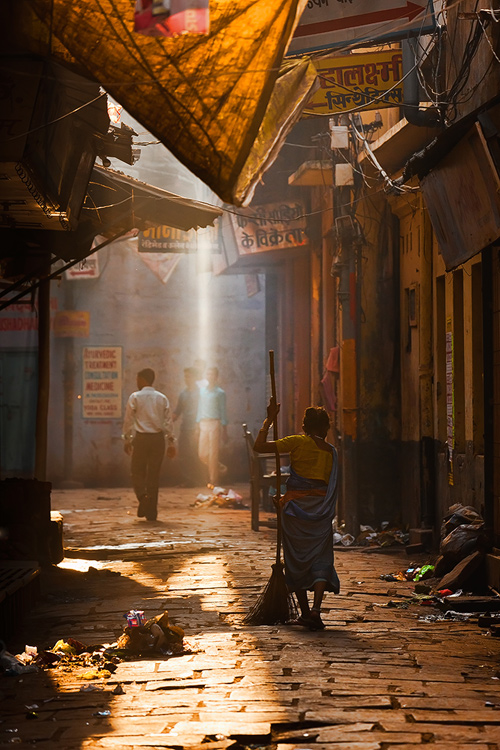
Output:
[279,488,327,509]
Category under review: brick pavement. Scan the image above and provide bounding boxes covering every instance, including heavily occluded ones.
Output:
[2,485,500,749]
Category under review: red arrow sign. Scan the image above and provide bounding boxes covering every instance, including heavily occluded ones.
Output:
[293,1,425,37]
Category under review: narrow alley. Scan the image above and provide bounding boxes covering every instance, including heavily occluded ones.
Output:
[2,487,500,749]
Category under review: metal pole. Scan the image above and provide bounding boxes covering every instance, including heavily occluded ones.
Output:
[34,275,51,480]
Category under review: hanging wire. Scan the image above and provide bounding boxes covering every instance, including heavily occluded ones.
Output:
[477,12,500,64]
[350,118,419,194]
[1,92,108,142]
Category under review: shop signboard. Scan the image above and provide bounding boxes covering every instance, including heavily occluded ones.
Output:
[289,0,434,54]
[138,226,198,253]
[138,224,219,254]
[306,49,403,114]
[65,256,100,280]
[230,201,307,257]
[0,299,58,349]
[53,311,90,338]
[82,346,122,419]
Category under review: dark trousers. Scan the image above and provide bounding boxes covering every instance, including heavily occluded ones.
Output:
[178,428,202,486]
[131,432,165,519]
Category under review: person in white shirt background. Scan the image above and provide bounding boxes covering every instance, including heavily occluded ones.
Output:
[122,367,176,521]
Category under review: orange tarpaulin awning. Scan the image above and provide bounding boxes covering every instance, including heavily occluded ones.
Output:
[22,0,313,206]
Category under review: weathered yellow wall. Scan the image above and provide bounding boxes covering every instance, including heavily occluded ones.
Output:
[395,194,422,443]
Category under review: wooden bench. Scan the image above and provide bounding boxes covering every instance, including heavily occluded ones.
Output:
[242,423,289,531]
[0,561,41,639]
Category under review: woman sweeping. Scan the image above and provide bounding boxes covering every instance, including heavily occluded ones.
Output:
[254,400,340,630]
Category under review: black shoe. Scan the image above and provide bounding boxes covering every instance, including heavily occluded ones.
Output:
[137,495,148,518]
[145,514,157,521]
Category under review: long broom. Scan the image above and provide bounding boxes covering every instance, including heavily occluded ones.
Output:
[244,350,297,625]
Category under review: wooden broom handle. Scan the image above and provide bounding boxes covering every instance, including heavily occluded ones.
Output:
[269,350,282,563]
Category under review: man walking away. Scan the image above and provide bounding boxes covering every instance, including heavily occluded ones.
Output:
[196,366,228,486]
[122,368,176,521]
[173,367,201,487]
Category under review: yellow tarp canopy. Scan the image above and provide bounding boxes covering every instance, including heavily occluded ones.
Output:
[24,0,311,206]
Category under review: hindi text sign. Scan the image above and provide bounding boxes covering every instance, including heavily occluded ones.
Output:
[82,346,122,419]
[65,256,100,280]
[231,202,307,258]
[307,50,403,114]
[139,226,198,253]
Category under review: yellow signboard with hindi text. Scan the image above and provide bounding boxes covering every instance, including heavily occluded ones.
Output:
[306,49,403,115]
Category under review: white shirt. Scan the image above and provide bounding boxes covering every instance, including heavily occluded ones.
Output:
[122,386,174,442]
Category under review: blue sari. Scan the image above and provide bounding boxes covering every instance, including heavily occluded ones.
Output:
[280,448,340,594]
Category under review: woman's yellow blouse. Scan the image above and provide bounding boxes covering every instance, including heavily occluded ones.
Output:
[275,434,333,484]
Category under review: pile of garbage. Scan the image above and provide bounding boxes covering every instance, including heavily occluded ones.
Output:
[381,563,435,583]
[194,486,248,509]
[116,609,185,655]
[378,504,491,595]
[433,503,491,592]
[376,504,500,631]
[333,520,410,548]
[0,608,187,679]
[1,638,119,679]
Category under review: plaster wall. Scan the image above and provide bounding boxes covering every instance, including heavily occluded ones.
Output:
[46,240,266,487]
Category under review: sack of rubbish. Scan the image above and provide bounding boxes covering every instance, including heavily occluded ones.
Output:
[435,523,491,577]
[441,524,489,559]
[116,610,184,655]
[434,504,491,579]
[440,503,484,540]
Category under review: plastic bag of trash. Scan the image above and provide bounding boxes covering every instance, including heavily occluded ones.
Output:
[441,523,490,562]
[413,564,435,581]
[52,639,77,655]
[0,648,38,676]
[440,503,484,540]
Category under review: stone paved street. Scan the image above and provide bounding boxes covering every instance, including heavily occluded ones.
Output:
[2,485,500,748]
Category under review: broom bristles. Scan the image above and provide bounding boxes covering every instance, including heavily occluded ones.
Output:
[244,562,297,625]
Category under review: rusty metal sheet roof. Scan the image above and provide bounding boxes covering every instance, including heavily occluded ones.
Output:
[84,165,223,234]
[26,0,308,206]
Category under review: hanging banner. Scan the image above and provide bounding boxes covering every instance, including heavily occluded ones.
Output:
[288,0,434,54]
[134,249,181,284]
[134,0,209,38]
[230,201,308,257]
[306,50,403,114]
[82,346,123,419]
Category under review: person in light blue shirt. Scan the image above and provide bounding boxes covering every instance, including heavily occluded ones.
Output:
[173,367,201,487]
[196,367,228,485]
